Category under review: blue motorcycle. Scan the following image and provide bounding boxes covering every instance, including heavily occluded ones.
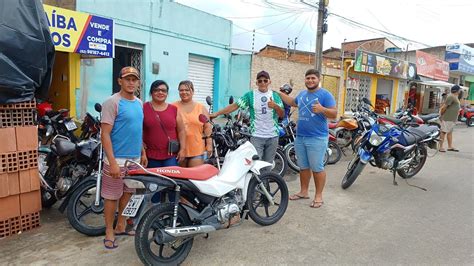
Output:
[341,98,440,189]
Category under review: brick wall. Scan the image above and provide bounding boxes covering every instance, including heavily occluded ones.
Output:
[43,0,76,10]
[257,46,342,69]
[250,56,340,110]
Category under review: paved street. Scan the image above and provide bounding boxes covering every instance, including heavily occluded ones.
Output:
[1,125,472,265]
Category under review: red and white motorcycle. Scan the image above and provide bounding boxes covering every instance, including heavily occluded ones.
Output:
[121,115,289,265]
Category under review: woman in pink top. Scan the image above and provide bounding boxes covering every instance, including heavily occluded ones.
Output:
[143,80,186,167]
[174,80,212,167]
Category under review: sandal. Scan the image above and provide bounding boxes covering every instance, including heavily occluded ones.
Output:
[115,230,135,236]
[310,201,324,208]
[439,149,446,152]
[289,194,310,200]
[103,239,118,249]
[447,148,459,152]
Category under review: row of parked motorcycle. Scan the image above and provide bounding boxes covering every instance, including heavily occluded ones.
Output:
[35,96,447,264]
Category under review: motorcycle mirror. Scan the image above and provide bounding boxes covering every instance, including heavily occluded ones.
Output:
[94,103,102,113]
[199,114,209,124]
[229,96,234,104]
[205,96,212,106]
[362,97,372,105]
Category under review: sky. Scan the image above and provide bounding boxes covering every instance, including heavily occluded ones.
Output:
[176,0,472,53]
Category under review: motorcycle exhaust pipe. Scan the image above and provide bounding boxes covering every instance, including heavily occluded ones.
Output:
[156,225,217,244]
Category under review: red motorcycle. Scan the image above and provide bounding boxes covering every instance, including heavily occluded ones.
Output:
[459,105,474,127]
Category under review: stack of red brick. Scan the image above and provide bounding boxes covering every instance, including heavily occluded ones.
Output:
[0,100,41,239]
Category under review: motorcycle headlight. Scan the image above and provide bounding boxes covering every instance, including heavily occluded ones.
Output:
[369,131,384,146]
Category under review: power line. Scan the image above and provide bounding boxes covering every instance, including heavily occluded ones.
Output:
[232,11,305,36]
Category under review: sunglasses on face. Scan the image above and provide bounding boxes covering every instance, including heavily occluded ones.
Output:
[153,88,168,93]
[257,79,269,84]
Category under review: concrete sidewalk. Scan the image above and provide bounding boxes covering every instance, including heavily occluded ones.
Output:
[0,125,472,265]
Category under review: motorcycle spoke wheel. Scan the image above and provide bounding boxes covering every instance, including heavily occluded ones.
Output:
[397,145,427,179]
[247,173,289,226]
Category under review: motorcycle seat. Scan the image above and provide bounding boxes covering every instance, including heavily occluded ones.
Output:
[418,113,438,122]
[53,138,76,156]
[399,125,438,146]
[128,164,219,181]
[380,115,403,125]
[328,122,337,129]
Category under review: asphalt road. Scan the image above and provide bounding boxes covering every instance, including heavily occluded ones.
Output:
[1,124,472,265]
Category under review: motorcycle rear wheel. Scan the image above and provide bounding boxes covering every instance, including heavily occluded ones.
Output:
[284,143,299,172]
[271,148,288,177]
[247,172,289,226]
[341,156,366,189]
[327,141,342,165]
[467,117,473,127]
[66,180,106,236]
[135,203,193,266]
[397,145,427,179]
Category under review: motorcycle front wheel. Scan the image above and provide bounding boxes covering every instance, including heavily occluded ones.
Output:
[247,172,289,226]
[66,180,106,236]
[135,203,194,266]
[341,156,366,189]
[397,145,427,179]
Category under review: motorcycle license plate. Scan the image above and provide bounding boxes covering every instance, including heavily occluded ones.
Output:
[65,120,77,131]
[122,195,144,217]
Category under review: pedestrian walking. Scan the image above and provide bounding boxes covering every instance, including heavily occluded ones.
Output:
[173,80,212,167]
[100,66,146,249]
[439,85,462,152]
[278,69,337,208]
[143,80,186,167]
[210,70,284,168]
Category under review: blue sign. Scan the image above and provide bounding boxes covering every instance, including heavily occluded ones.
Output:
[446,44,474,75]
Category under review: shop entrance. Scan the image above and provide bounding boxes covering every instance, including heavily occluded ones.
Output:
[375,78,393,114]
[48,52,70,110]
[113,45,143,99]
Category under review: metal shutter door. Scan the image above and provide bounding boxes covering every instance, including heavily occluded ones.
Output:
[188,55,214,106]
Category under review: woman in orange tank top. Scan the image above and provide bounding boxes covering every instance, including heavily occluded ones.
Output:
[173,80,212,167]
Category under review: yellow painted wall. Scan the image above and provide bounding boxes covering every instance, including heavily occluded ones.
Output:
[48,52,80,117]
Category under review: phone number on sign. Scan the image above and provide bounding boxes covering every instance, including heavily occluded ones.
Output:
[79,49,110,57]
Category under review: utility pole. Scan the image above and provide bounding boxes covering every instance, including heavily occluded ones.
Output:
[301,0,328,72]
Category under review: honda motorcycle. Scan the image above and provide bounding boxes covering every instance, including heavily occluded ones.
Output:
[341,98,440,189]
[121,114,288,265]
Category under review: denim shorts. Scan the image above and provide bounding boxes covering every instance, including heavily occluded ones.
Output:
[294,136,328,173]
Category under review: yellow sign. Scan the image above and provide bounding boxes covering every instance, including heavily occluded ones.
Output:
[43,5,89,53]
[43,5,114,57]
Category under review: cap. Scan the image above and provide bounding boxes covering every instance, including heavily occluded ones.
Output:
[119,66,140,79]
[451,85,461,92]
[256,70,270,80]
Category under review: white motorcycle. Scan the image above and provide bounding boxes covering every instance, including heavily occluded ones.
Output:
[121,115,289,265]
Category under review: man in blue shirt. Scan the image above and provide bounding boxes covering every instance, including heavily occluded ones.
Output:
[101,66,146,249]
[278,69,337,208]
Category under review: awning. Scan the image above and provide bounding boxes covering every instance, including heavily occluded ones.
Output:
[417,80,455,87]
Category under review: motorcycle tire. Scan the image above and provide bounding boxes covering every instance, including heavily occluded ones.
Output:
[466,117,473,127]
[135,203,193,266]
[271,148,288,177]
[284,143,299,172]
[247,172,289,226]
[341,156,366,189]
[327,141,342,165]
[397,145,427,179]
[66,180,106,236]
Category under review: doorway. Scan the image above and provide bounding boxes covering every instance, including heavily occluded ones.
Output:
[113,45,143,99]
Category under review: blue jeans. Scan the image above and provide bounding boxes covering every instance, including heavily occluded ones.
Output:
[294,136,328,172]
[147,157,178,168]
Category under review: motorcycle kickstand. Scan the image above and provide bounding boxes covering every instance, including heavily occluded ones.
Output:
[392,170,398,186]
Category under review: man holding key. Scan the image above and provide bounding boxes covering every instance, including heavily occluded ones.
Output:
[278,69,337,208]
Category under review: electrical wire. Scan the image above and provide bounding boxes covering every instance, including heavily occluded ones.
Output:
[232,11,306,36]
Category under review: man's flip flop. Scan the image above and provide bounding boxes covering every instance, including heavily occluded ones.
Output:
[439,149,446,152]
[289,194,310,200]
[115,230,135,236]
[447,148,459,152]
[103,239,118,249]
[310,201,324,208]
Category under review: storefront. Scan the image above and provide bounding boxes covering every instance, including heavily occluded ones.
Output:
[341,50,416,114]
[43,5,114,117]
[410,50,450,114]
[446,43,474,105]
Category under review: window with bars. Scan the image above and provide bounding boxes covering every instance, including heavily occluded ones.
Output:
[344,74,372,112]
